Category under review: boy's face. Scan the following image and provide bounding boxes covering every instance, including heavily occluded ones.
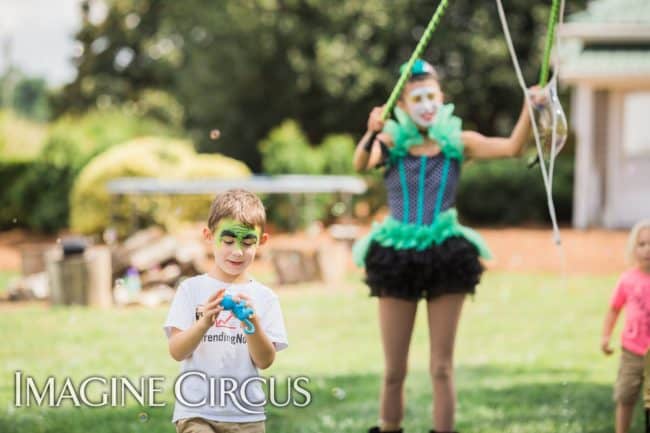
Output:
[399,78,443,128]
[203,218,267,278]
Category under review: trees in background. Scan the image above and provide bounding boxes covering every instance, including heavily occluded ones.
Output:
[59,0,587,172]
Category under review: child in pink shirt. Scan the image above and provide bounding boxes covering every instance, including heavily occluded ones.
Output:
[601,219,650,433]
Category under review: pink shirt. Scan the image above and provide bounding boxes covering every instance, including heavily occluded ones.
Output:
[610,268,650,355]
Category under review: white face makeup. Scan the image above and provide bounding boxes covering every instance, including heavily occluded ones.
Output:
[405,85,441,128]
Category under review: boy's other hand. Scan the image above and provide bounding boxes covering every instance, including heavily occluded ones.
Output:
[199,288,226,330]
[233,293,256,321]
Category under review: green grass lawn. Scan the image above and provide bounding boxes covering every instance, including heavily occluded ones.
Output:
[0,271,640,432]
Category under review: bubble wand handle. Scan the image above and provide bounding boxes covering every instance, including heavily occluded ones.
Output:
[539,0,560,87]
[381,0,450,121]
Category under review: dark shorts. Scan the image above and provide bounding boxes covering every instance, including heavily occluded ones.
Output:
[364,236,484,301]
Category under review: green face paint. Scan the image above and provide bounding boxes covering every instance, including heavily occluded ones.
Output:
[215,218,261,249]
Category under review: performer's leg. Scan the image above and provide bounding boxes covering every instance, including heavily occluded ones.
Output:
[427,293,466,432]
[377,297,418,431]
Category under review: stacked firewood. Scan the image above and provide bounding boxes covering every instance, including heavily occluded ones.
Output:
[5,222,361,304]
[5,226,209,307]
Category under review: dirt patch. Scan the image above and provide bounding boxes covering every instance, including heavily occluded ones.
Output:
[478,227,628,275]
[0,229,58,272]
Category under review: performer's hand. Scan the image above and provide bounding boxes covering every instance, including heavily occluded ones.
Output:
[600,336,614,356]
[527,85,547,108]
[367,106,386,133]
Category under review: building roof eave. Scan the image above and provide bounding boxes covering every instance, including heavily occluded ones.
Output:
[561,73,650,88]
[559,23,650,43]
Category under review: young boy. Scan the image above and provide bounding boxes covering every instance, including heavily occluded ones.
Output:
[164,189,288,433]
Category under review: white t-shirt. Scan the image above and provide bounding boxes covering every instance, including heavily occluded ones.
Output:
[163,274,288,423]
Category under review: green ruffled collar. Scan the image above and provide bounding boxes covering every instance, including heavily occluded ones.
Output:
[383,104,464,164]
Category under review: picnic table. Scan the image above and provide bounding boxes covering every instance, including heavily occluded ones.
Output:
[106,175,367,231]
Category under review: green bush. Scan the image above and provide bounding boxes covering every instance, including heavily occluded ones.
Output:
[71,137,251,235]
[320,134,356,175]
[0,110,48,162]
[0,160,72,232]
[456,156,573,225]
[40,107,176,174]
[259,120,359,229]
[134,89,185,129]
[260,120,324,174]
[0,109,180,233]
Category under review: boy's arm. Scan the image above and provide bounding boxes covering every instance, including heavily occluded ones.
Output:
[167,289,226,361]
[601,307,621,356]
[245,316,276,369]
[234,292,279,369]
[168,321,212,361]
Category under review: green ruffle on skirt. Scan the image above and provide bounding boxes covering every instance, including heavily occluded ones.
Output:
[352,208,492,267]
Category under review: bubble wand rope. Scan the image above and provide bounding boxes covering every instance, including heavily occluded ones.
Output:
[529,0,563,169]
[495,0,565,247]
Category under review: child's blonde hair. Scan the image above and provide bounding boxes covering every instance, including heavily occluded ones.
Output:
[626,219,650,265]
[207,189,266,233]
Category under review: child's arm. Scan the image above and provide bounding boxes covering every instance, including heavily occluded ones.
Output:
[168,289,225,361]
[461,87,542,160]
[246,316,276,369]
[354,106,391,172]
[235,293,276,369]
[601,306,621,356]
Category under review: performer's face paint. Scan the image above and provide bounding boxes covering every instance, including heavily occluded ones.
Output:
[212,218,262,276]
[403,82,442,128]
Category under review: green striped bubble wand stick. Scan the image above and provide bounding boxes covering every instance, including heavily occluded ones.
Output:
[362,0,450,148]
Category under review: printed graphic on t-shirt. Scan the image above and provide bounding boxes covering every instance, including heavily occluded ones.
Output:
[195,305,247,344]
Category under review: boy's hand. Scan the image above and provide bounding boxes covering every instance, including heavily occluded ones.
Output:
[601,336,614,355]
[233,293,257,325]
[198,288,226,330]
[367,106,386,133]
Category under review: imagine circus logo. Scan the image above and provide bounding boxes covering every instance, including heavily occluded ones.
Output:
[13,371,311,413]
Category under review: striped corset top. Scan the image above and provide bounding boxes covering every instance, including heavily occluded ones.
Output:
[384,152,460,225]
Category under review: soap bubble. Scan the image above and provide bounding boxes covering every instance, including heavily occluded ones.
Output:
[331,387,346,400]
[529,77,567,166]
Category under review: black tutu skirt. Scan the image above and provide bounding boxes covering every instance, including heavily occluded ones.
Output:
[364,236,484,300]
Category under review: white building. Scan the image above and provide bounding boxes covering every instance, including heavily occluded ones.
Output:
[560,0,650,228]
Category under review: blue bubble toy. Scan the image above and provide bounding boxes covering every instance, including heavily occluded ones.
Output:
[220,294,256,334]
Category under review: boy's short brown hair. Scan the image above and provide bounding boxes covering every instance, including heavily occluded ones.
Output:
[207,189,266,232]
